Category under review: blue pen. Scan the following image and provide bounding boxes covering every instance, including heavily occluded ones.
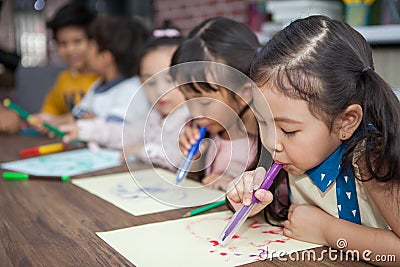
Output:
[175,126,207,184]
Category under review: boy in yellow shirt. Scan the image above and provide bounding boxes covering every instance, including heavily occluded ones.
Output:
[35,2,98,127]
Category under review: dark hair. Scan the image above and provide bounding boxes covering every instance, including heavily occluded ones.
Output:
[169,17,260,110]
[251,15,400,221]
[170,17,260,89]
[139,21,184,74]
[170,17,263,179]
[89,17,149,76]
[47,2,96,41]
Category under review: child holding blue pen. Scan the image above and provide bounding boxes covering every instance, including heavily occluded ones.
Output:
[227,16,400,263]
[170,17,262,191]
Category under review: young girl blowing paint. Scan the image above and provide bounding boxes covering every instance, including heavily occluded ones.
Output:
[227,15,400,264]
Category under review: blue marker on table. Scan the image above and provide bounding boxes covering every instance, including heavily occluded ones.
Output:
[175,126,207,184]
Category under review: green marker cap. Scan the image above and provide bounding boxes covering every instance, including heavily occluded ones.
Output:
[61,176,70,182]
[2,172,29,180]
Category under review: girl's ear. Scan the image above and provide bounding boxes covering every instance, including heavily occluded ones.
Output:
[237,82,253,104]
[338,104,363,140]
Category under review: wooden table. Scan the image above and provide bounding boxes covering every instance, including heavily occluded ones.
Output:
[0,135,372,266]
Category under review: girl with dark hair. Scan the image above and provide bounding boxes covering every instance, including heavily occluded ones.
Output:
[228,15,400,263]
[170,17,263,191]
[122,25,190,171]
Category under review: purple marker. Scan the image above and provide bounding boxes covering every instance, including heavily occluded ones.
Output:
[219,163,283,246]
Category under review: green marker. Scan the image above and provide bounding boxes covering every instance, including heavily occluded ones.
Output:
[182,199,227,218]
[2,172,70,182]
[3,98,65,138]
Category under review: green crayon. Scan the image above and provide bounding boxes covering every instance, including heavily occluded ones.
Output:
[2,172,70,182]
[3,98,65,137]
[183,199,227,218]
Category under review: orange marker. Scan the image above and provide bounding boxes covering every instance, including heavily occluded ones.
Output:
[19,143,65,157]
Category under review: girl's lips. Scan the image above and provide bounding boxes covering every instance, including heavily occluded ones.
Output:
[274,161,288,168]
[158,100,168,106]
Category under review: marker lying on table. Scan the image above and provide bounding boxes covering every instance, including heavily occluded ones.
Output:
[3,98,65,138]
[218,163,283,246]
[19,142,65,157]
[175,126,207,184]
[2,172,70,182]
[183,199,226,218]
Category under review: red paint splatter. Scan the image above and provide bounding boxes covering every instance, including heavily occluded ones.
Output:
[274,239,286,243]
[210,240,219,246]
[220,252,228,256]
[232,235,239,239]
[249,221,260,228]
[262,230,280,235]
[209,250,216,253]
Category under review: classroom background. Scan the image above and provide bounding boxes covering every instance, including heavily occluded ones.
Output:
[0,0,399,113]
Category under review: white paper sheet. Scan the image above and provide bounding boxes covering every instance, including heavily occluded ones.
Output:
[1,148,121,176]
[97,211,321,267]
[72,168,225,215]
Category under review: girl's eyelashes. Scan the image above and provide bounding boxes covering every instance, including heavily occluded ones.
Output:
[281,128,296,136]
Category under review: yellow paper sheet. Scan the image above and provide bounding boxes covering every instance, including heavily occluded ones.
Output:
[72,168,225,215]
[97,211,321,267]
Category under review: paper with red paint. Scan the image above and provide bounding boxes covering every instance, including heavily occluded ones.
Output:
[72,168,225,215]
[97,211,321,266]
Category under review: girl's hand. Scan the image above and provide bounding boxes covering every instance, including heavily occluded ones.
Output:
[284,204,333,246]
[30,113,66,137]
[202,173,233,191]
[178,125,205,159]
[80,112,95,120]
[28,114,50,134]
[226,167,273,217]
[0,108,20,134]
[59,123,79,144]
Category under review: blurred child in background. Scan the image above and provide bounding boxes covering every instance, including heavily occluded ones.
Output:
[60,17,150,149]
[0,48,21,135]
[123,23,190,170]
[34,2,98,128]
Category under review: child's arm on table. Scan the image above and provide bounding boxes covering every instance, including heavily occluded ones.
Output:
[60,117,126,149]
[285,179,399,266]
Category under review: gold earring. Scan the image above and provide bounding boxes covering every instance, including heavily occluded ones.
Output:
[341,133,346,139]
